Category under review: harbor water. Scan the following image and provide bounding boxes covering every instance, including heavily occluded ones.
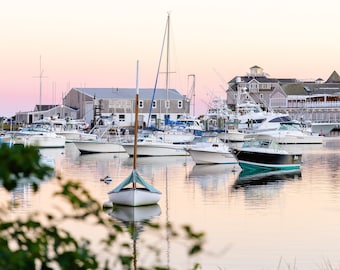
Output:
[3,136,340,270]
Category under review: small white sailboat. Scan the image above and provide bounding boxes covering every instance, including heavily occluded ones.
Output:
[107,61,162,207]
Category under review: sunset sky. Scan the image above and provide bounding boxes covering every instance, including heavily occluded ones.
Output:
[1,0,340,117]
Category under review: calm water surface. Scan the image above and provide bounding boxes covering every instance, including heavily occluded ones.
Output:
[4,136,340,270]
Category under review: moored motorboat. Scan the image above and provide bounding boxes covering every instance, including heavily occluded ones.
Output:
[72,139,126,154]
[50,118,98,142]
[12,128,65,148]
[232,135,302,171]
[153,128,195,144]
[217,129,247,143]
[122,134,189,157]
[245,121,323,144]
[8,120,66,148]
[186,136,238,165]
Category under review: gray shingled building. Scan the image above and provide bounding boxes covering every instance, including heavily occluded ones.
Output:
[62,87,191,128]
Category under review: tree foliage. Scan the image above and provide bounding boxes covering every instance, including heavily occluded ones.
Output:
[0,144,205,270]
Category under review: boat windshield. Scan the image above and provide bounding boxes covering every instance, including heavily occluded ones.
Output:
[243,138,280,150]
[279,122,301,131]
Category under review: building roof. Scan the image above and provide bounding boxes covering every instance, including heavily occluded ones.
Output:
[326,71,340,83]
[34,104,58,111]
[33,104,77,112]
[73,88,185,100]
[281,83,340,95]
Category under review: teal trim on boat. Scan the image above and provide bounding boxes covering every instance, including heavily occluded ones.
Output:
[239,161,301,173]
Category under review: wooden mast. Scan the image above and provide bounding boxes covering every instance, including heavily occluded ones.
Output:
[133,60,139,188]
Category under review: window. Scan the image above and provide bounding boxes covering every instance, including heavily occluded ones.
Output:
[178,100,183,109]
[165,100,170,109]
[119,114,125,122]
[152,100,157,108]
[139,100,144,108]
[249,83,259,93]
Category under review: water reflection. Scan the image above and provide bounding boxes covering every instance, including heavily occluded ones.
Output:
[122,156,190,180]
[10,183,33,211]
[231,169,302,208]
[189,164,241,190]
[106,204,162,270]
[4,138,340,269]
[233,169,302,188]
[122,156,189,168]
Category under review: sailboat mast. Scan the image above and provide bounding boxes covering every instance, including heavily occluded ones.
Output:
[165,13,170,116]
[33,55,47,112]
[133,60,140,174]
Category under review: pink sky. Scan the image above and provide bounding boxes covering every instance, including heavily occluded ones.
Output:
[1,0,340,117]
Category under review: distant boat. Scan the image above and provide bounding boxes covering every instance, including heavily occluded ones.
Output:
[122,133,189,157]
[50,118,97,143]
[232,134,302,171]
[153,128,196,144]
[186,136,238,165]
[0,133,15,147]
[72,139,126,154]
[106,61,161,207]
[10,120,66,148]
[217,129,247,143]
[245,121,323,144]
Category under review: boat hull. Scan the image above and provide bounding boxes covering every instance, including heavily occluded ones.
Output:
[123,143,189,157]
[188,148,238,165]
[56,131,97,143]
[233,148,302,171]
[14,134,66,148]
[108,188,161,207]
[218,130,246,142]
[73,140,125,154]
[154,131,195,144]
[274,134,323,144]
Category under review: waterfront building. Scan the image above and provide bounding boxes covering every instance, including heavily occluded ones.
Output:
[15,105,77,124]
[227,66,340,123]
[62,87,191,128]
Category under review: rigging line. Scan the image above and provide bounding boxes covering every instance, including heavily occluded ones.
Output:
[147,16,169,128]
